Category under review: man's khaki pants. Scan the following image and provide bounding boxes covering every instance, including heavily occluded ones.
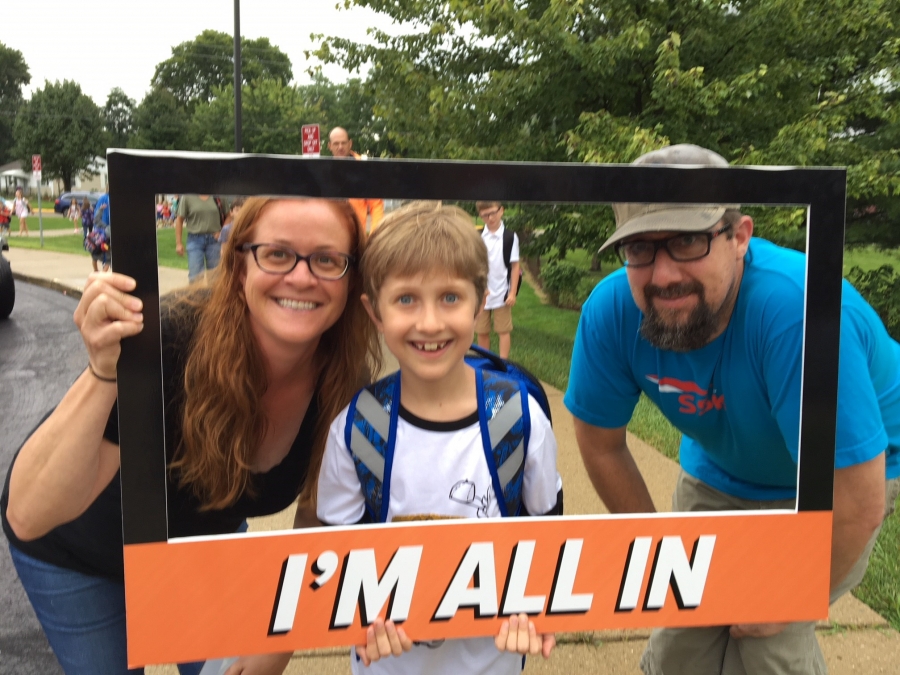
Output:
[640,471,900,675]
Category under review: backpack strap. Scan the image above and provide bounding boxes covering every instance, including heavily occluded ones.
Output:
[346,367,530,521]
[344,373,401,523]
[476,368,530,517]
[214,196,226,226]
[502,228,514,300]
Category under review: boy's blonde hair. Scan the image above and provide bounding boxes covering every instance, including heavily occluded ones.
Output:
[362,201,488,315]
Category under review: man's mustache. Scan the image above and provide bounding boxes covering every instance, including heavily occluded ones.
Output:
[645,281,705,301]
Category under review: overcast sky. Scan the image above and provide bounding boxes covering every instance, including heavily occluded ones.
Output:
[6,0,399,105]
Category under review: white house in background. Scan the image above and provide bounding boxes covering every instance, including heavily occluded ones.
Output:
[0,161,33,194]
[0,156,107,197]
[68,156,108,193]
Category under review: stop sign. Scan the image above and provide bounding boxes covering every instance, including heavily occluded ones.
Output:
[32,154,42,172]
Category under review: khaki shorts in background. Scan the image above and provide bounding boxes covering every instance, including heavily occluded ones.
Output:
[476,306,513,334]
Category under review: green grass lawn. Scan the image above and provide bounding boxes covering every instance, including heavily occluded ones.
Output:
[6,226,189,270]
[7,232,87,254]
[843,245,900,274]
[7,213,72,231]
[854,496,900,629]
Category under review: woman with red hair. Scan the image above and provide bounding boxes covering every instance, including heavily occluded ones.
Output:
[2,197,381,675]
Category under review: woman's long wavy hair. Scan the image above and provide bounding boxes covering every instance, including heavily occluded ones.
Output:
[168,197,381,511]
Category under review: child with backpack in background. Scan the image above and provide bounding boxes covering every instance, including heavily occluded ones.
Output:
[81,198,109,272]
[475,201,521,359]
[317,201,562,674]
[80,197,93,242]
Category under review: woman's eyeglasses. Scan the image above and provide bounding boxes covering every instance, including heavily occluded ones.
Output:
[242,243,354,280]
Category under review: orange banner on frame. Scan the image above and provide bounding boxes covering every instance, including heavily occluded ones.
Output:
[124,511,831,667]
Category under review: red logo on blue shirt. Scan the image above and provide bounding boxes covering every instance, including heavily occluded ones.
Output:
[646,375,725,416]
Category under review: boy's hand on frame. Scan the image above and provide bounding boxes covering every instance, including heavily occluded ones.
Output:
[495,613,555,658]
[355,617,413,666]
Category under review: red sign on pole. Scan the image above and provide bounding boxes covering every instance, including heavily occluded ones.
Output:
[301,125,321,156]
[32,154,42,172]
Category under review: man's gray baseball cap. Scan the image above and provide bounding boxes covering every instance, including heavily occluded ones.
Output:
[600,144,740,253]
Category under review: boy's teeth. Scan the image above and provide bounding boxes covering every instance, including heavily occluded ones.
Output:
[277,299,317,310]
[416,341,447,351]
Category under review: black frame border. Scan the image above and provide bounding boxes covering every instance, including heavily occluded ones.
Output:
[108,150,846,545]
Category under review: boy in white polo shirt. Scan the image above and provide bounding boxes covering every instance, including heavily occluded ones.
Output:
[317,201,561,674]
[475,201,519,358]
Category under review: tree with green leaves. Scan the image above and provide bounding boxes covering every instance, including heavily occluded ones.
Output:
[190,80,323,154]
[103,88,136,150]
[13,80,103,191]
[129,87,191,151]
[298,74,394,156]
[0,42,31,165]
[316,0,900,256]
[153,30,292,110]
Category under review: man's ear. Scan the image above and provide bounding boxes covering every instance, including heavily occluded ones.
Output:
[361,294,383,331]
[733,215,754,257]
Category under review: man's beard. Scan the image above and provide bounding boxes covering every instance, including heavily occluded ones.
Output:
[639,281,729,352]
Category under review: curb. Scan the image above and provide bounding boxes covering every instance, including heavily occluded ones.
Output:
[11,270,82,300]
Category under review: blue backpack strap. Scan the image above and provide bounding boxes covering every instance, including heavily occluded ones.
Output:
[466,344,551,424]
[476,368,529,517]
[344,373,402,523]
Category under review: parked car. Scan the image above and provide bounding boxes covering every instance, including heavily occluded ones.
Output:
[0,197,13,318]
[54,191,103,215]
[0,252,13,319]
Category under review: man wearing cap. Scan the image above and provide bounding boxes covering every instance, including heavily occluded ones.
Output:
[564,144,900,674]
[327,126,384,232]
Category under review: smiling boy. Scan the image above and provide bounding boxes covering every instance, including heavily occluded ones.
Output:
[317,201,562,674]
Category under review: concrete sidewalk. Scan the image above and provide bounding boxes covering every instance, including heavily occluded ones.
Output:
[4,246,189,297]
[4,247,898,674]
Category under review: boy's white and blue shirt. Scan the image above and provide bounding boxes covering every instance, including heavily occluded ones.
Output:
[564,237,900,501]
[318,394,560,675]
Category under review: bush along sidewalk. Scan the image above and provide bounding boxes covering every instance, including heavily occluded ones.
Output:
[540,259,583,309]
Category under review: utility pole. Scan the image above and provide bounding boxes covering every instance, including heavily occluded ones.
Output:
[234,0,242,153]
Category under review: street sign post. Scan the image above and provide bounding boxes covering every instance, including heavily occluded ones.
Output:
[32,155,44,247]
[301,125,321,156]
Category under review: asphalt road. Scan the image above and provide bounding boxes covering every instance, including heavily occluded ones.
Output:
[0,281,83,674]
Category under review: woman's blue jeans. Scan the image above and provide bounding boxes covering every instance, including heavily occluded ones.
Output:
[9,544,204,675]
[186,233,221,283]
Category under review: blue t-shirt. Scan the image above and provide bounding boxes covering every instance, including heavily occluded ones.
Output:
[564,238,900,501]
[94,193,110,227]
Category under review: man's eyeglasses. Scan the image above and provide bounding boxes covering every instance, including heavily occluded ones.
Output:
[242,243,354,280]
[478,208,502,220]
[615,224,732,268]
